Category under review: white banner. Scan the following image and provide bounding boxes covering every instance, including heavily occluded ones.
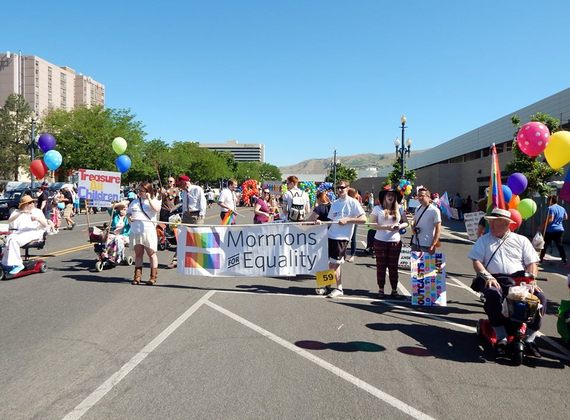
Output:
[463,211,485,241]
[177,223,329,277]
[77,168,121,208]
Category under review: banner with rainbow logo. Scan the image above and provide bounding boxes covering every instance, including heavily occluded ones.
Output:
[177,223,329,277]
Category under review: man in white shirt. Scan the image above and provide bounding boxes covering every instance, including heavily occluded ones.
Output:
[411,187,441,253]
[217,179,239,224]
[282,175,311,222]
[468,207,544,358]
[319,180,366,298]
[178,175,206,224]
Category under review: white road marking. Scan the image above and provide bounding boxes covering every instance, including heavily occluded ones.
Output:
[447,275,481,297]
[62,290,217,420]
[205,300,436,420]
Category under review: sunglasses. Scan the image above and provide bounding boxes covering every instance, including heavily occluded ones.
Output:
[168,180,175,183]
[336,186,347,190]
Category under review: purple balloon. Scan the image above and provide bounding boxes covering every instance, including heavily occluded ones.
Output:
[38,133,56,153]
[507,172,527,195]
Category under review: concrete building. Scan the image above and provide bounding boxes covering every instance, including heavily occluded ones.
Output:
[0,52,105,116]
[199,140,265,162]
[408,88,570,201]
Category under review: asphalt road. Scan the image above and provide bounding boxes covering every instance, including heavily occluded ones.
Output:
[0,207,568,420]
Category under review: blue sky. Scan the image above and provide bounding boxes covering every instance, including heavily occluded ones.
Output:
[3,0,569,167]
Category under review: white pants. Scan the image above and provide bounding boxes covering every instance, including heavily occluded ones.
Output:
[1,230,44,266]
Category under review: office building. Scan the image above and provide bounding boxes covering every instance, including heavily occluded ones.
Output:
[0,51,105,116]
[199,140,265,162]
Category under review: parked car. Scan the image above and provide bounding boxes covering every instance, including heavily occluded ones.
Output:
[0,189,39,220]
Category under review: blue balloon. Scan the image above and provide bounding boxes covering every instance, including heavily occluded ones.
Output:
[43,150,62,171]
[115,154,131,173]
[502,185,512,203]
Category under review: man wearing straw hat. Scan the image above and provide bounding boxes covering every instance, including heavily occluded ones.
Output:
[468,207,545,358]
[1,195,48,275]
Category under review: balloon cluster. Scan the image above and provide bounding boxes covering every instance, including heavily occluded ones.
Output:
[504,172,536,231]
[241,179,258,206]
[29,133,63,179]
[112,137,131,173]
[316,182,336,201]
[299,181,317,207]
[397,179,413,196]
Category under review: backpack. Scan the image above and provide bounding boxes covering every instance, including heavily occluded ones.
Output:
[288,190,306,222]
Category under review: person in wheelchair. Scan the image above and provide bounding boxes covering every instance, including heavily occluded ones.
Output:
[104,203,130,263]
[468,208,545,357]
[1,195,48,275]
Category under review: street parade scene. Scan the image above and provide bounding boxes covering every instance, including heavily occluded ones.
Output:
[1,2,569,419]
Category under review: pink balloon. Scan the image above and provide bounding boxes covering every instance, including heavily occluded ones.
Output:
[516,122,550,157]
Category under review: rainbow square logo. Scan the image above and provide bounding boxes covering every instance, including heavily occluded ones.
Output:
[186,231,221,248]
[184,252,221,269]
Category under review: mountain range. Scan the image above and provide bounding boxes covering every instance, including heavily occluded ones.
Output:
[279,151,426,174]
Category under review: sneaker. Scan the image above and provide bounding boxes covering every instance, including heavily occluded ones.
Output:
[345,256,354,263]
[495,339,507,357]
[524,341,542,358]
[327,288,344,298]
[315,287,327,295]
[8,265,25,275]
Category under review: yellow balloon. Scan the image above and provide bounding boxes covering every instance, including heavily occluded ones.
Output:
[544,130,570,170]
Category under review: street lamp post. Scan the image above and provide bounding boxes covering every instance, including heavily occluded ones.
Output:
[332,149,337,186]
[28,117,37,187]
[394,115,412,179]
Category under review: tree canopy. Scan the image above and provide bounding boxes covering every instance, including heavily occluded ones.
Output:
[0,94,33,180]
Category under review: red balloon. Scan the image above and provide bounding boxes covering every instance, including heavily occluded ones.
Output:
[30,159,47,179]
[508,208,522,231]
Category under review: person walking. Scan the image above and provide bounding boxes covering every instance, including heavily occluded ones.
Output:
[370,186,408,299]
[127,182,161,285]
[218,179,238,224]
[282,176,310,222]
[61,185,76,230]
[540,194,568,265]
[411,187,442,254]
[253,189,273,224]
[345,188,361,262]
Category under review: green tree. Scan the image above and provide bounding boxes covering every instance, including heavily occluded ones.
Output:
[41,106,146,182]
[0,94,33,180]
[325,162,358,184]
[386,159,416,187]
[505,113,562,197]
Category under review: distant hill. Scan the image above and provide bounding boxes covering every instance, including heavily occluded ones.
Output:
[279,151,426,174]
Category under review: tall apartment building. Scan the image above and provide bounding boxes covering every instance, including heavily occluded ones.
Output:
[199,140,265,162]
[0,51,105,116]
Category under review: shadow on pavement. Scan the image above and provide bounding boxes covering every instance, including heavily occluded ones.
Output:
[295,340,385,353]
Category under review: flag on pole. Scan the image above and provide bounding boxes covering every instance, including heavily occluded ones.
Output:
[221,210,235,225]
[486,143,506,212]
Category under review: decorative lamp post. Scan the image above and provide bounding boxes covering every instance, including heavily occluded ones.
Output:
[28,116,38,187]
[394,115,412,178]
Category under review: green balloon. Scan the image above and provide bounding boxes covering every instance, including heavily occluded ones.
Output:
[112,137,127,155]
[517,198,537,220]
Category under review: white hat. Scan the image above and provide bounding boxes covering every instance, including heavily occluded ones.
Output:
[484,208,516,224]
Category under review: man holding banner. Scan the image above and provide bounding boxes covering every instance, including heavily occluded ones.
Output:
[411,187,441,254]
[321,180,367,298]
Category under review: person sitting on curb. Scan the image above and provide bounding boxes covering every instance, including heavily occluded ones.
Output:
[1,195,48,275]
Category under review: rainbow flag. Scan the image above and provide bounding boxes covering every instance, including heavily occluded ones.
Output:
[186,230,221,248]
[221,210,235,225]
[487,144,506,212]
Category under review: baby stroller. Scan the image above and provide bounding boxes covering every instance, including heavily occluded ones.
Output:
[156,213,181,251]
[89,224,133,272]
